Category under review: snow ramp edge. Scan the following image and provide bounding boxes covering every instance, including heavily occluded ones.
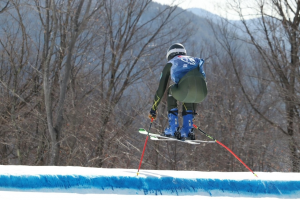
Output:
[0,172,300,198]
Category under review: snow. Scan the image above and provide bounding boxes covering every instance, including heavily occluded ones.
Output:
[0,165,300,200]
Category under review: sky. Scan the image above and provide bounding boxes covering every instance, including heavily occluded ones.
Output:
[153,0,259,20]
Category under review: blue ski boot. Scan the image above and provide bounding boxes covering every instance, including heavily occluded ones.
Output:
[178,110,195,140]
[162,108,179,137]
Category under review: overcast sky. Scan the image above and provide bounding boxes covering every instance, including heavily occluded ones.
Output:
[153,0,259,20]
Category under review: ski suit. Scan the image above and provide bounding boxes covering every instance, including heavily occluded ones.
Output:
[151,55,207,112]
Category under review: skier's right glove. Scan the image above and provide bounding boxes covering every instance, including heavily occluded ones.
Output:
[148,109,157,120]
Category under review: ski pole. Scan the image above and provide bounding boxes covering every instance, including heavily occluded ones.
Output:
[137,117,154,176]
[193,124,258,178]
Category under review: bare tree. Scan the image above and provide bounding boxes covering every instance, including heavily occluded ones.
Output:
[81,0,194,168]
[36,0,104,165]
[0,1,9,13]
[227,0,300,171]
[0,0,209,170]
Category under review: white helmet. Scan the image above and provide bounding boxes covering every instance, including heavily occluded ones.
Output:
[166,43,187,61]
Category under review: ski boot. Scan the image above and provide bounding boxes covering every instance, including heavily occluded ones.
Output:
[177,110,196,141]
[161,108,179,138]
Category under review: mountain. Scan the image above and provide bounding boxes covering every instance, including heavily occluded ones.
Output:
[187,7,225,22]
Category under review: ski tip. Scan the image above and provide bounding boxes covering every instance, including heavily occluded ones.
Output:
[139,128,146,132]
[137,172,139,176]
[150,136,159,140]
[254,173,258,178]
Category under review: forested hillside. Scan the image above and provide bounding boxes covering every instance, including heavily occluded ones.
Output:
[0,0,299,173]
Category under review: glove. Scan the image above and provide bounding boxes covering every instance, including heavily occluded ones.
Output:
[148,109,157,120]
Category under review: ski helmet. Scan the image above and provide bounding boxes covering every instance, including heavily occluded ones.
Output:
[166,43,187,61]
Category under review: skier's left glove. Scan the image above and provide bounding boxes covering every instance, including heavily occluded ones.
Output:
[148,109,157,120]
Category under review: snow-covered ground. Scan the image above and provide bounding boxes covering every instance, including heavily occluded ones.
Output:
[0,165,300,200]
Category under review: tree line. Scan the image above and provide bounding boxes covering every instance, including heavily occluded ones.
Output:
[0,0,299,172]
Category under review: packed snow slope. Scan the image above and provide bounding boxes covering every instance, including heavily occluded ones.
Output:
[0,165,300,198]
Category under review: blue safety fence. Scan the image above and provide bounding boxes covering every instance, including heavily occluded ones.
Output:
[0,173,300,198]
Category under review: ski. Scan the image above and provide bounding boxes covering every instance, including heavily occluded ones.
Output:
[139,128,215,144]
[149,136,215,143]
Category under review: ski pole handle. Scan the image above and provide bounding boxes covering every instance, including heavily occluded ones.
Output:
[148,118,154,135]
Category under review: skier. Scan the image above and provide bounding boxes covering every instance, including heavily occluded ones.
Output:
[149,43,207,140]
